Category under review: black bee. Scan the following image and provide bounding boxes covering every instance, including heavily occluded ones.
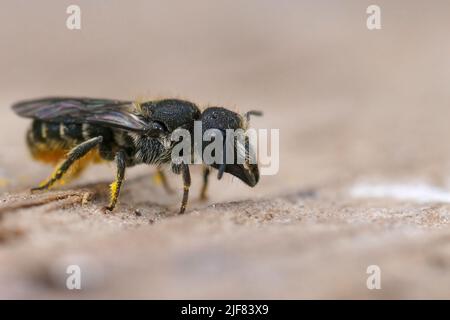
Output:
[12,97,261,213]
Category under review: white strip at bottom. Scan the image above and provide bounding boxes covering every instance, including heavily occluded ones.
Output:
[350,182,450,203]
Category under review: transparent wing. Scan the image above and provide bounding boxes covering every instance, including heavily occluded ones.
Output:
[12,97,149,132]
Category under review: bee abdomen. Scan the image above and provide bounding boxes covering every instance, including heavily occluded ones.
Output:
[28,120,84,145]
[26,120,114,163]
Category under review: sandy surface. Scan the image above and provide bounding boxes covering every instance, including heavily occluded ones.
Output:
[1,0,450,299]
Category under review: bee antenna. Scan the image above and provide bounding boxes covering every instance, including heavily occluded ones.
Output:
[217,164,226,180]
[245,110,263,122]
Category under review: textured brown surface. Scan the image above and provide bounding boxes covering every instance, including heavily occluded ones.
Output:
[1,0,450,299]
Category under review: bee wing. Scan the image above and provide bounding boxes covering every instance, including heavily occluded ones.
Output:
[12,97,149,132]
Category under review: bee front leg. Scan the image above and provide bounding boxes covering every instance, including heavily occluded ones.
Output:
[179,163,191,214]
[199,166,210,201]
[32,136,103,191]
[105,149,127,211]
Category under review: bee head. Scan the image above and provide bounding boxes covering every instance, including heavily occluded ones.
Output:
[201,107,261,187]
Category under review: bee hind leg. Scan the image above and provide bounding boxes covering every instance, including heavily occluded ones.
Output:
[32,136,103,191]
[105,149,127,211]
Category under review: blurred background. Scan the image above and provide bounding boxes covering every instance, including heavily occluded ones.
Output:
[1,0,450,299]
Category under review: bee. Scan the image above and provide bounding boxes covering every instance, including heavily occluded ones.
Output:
[12,97,261,213]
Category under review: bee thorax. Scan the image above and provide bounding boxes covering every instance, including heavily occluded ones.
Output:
[133,135,172,165]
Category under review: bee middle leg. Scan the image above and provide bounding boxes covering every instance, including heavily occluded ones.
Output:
[32,136,103,191]
[105,149,127,211]
[155,168,173,194]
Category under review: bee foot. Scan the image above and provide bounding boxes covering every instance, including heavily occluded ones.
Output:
[102,205,114,213]
[31,186,46,193]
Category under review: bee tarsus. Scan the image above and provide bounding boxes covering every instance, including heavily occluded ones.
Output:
[107,149,127,211]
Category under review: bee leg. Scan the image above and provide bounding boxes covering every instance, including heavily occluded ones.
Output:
[179,163,191,214]
[155,169,174,194]
[199,166,210,201]
[32,136,103,191]
[105,149,127,211]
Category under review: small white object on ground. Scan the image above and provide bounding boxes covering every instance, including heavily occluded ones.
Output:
[350,182,450,203]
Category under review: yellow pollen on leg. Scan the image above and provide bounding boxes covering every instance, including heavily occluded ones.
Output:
[110,181,119,196]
